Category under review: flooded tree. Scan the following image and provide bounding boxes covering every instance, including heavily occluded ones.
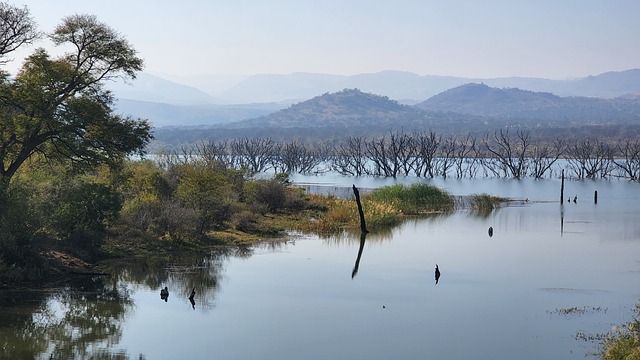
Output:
[273,140,324,174]
[366,133,400,178]
[613,139,640,181]
[528,138,565,179]
[566,138,614,179]
[332,136,369,176]
[453,135,480,178]
[437,135,457,178]
[483,129,530,179]
[230,137,276,173]
[413,130,441,178]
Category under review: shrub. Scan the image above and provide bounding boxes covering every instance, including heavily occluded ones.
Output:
[244,179,287,213]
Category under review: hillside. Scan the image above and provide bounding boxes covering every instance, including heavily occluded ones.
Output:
[224,88,435,129]
[416,83,640,124]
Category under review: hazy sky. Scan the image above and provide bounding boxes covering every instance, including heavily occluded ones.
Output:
[6,0,640,79]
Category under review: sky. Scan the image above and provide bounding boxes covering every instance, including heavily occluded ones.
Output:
[5,0,640,79]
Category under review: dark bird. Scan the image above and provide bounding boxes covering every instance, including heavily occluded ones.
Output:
[160,286,169,302]
[573,195,577,203]
[435,264,441,284]
[488,226,494,237]
[189,287,195,300]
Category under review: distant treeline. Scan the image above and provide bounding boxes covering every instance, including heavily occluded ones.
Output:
[155,129,640,181]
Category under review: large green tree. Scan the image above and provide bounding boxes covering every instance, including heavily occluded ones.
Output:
[0,6,152,195]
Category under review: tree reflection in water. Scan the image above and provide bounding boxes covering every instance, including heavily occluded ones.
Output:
[0,247,243,359]
[0,276,137,359]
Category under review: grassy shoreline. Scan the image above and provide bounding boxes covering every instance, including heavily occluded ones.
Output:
[1,183,508,286]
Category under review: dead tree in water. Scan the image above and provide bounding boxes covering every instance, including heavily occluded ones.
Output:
[352,185,368,234]
[613,139,640,181]
[560,169,565,204]
[483,129,530,179]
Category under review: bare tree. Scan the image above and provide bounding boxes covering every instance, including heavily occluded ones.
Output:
[436,136,457,178]
[453,135,479,178]
[528,138,565,179]
[332,136,369,176]
[613,139,640,181]
[388,130,415,176]
[413,131,441,178]
[230,137,275,173]
[366,134,397,178]
[274,140,323,174]
[483,129,530,179]
[566,139,613,179]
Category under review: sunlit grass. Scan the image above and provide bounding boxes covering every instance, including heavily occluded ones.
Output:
[294,184,458,234]
[295,195,403,234]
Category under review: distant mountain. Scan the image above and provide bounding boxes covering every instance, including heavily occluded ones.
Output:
[111,69,640,129]
[558,69,640,98]
[154,89,492,145]
[212,69,640,103]
[224,88,434,129]
[114,99,286,127]
[416,83,640,124]
[106,72,220,105]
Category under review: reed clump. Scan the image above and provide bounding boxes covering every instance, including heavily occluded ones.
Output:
[469,193,509,210]
[366,183,454,215]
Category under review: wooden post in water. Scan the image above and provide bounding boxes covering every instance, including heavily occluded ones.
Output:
[352,184,369,234]
[560,169,565,204]
[594,190,598,204]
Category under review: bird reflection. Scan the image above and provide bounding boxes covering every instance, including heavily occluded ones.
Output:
[189,287,196,309]
[488,226,493,237]
[352,232,367,278]
[435,264,441,284]
[160,286,169,302]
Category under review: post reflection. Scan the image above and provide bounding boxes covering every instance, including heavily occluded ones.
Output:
[352,232,367,278]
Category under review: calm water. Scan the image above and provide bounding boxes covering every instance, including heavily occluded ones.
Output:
[1,177,639,359]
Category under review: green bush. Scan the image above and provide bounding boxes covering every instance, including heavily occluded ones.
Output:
[244,179,287,213]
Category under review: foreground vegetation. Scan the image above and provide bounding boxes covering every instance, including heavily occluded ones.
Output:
[2,153,501,284]
[576,304,640,359]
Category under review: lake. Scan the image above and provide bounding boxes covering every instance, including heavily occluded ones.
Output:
[1,176,639,359]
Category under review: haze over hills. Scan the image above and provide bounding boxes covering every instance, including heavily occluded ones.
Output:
[152,85,640,148]
[110,68,640,129]
[111,69,640,105]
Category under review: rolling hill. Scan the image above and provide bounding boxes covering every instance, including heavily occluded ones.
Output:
[416,83,640,124]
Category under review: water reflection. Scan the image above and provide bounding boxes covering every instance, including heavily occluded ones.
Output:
[0,276,138,359]
[351,232,367,278]
[0,249,235,359]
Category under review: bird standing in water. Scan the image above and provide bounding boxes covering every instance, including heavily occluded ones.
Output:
[435,264,441,284]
